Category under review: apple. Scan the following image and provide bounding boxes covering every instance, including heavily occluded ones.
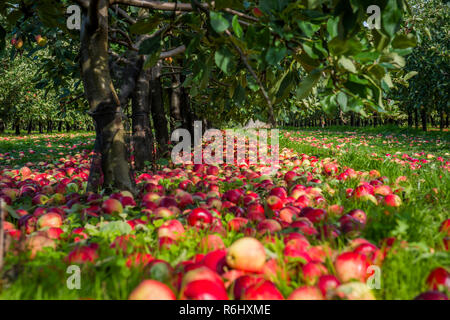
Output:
[257,219,282,235]
[334,252,369,283]
[129,280,176,300]
[348,209,367,225]
[187,208,213,228]
[154,207,175,219]
[233,276,264,300]
[226,237,266,272]
[26,235,56,259]
[302,261,328,285]
[202,249,227,274]
[102,198,123,214]
[426,267,449,291]
[252,7,264,18]
[66,244,99,264]
[384,194,402,207]
[14,38,24,49]
[37,212,63,229]
[227,217,248,232]
[288,286,324,300]
[180,279,229,300]
[32,194,49,205]
[335,282,376,300]
[318,275,341,297]
[199,234,225,251]
[266,195,283,210]
[270,187,287,199]
[414,290,448,300]
[242,280,284,300]
[157,219,185,240]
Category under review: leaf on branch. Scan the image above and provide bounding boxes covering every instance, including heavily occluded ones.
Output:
[210,11,229,33]
[295,69,322,99]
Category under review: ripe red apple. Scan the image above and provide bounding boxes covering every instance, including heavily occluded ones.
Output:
[233,276,264,300]
[187,208,213,228]
[266,195,283,210]
[226,237,266,272]
[102,198,123,214]
[426,267,450,291]
[199,234,225,251]
[270,187,287,199]
[302,261,328,285]
[242,280,284,300]
[415,290,448,300]
[334,252,369,283]
[129,280,176,300]
[66,244,99,264]
[180,279,229,300]
[318,275,341,296]
[202,249,227,274]
[288,286,324,300]
[37,212,63,229]
[384,194,402,207]
[348,209,367,225]
[257,219,282,235]
[157,219,185,240]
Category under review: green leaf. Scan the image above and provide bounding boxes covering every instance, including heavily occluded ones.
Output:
[232,15,243,38]
[337,92,348,111]
[379,52,405,69]
[382,0,402,38]
[139,35,162,55]
[275,71,296,102]
[338,56,357,73]
[130,17,161,34]
[232,84,246,106]
[403,71,418,81]
[295,69,322,99]
[392,33,417,49]
[210,11,229,33]
[215,46,235,75]
[298,21,321,38]
[266,46,287,65]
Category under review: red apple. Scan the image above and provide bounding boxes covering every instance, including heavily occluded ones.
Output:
[242,280,284,300]
[334,252,369,283]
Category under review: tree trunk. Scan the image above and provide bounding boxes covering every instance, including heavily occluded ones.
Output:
[407,112,412,127]
[169,74,183,131]
[414,108,419,129]
[131,62,154,171]
[14,119,20,135]
[66,122,70,132]
[58,121,63,132]
[80,0,135,194]
[150,65,169,157]
[0,120,4,133]
[421,108,427,132]
[47,120,52,133]
[27,120,32,134]
[180,75,194,136]
[38,121,43,133]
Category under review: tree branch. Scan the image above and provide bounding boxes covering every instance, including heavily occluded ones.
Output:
[159,45,186,59]
[115,7,137,24]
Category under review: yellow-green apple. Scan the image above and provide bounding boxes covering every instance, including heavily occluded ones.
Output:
[288,286,324,300]
[129,280,176,300]
[226,237,266,272]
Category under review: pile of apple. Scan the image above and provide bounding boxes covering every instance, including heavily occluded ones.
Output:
[0,138,449,300]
